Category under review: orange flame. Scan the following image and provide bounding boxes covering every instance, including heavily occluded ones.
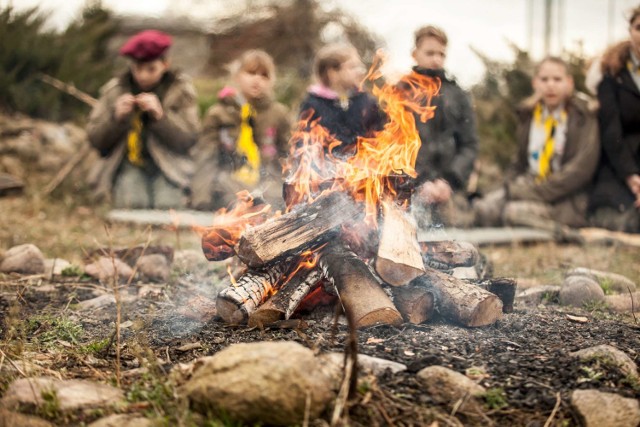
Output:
[195,191,271,261]
[284,57,440,226]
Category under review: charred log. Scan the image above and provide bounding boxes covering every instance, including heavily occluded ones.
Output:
[248,267,325,327]
[216,262,289,324]
[476,278,517,313]
[419,241,480,270]
[236,191,363,267]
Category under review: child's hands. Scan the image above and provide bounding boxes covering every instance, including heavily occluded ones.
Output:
[626,174,640,209]
[135,93,164,120]
[114,94,136,121]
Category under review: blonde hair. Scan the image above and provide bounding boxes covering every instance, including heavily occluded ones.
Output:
[314,43,358,87]
[534,56,570,76]
[230,49,276,80]
[414,25,448,48]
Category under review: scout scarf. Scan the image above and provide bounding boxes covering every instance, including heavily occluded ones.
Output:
[127,111,144,166]
[528,103,567,181]
[233,103,261,186]
[123,70,175,168]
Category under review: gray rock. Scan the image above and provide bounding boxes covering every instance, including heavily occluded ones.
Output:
[559,275,605,307]
[1,377,123,412]
[320,352,407,376]
[43,258,72,279]
[570,344,638,378]
[181,341,337,425]
[137,254,170,282]
[85,257,134,283]
[88,414,154,427]
[0,243,45,275]
[571,389,640,427]
[416,365,486,409]
[567,267,637,294]
[515,285,561,305]
[0,408,54,427]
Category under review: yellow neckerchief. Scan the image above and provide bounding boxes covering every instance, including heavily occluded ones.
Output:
[233,103,260,186]
[127,110,144,167]
[533,103,567,182]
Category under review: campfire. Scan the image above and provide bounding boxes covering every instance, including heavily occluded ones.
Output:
[196,60,515,329]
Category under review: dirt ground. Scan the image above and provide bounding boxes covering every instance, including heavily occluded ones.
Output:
[1,183,639,426]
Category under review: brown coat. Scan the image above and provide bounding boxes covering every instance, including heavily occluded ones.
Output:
[86,71,200,200]
[194,89,291,171]
[507,95,600,227]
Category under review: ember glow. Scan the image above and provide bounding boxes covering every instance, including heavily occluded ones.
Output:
[196,191,271,261]
[284,57,440,226]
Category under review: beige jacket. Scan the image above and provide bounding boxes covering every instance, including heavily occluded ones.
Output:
[86,71,200,200]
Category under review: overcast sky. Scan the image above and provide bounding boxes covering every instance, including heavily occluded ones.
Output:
[3,0,639,88]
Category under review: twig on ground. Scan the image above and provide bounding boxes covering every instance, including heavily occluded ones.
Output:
[628,286,637,324]
[543,392,562,427]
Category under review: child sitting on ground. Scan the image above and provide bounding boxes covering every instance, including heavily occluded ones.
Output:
[190,49,291,210]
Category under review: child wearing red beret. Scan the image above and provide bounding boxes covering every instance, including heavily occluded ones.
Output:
[87,29,200,209]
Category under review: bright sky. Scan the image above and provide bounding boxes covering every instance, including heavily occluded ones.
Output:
[3,0,639,88]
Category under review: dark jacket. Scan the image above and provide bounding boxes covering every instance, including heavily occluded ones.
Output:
[86,70,200,200]
[590,68,640,212]
[297,85,384,159]
[411,67,478,191]
[508,95,600,227]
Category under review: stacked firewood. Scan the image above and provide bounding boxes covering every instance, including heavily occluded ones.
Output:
[202,190,516,329]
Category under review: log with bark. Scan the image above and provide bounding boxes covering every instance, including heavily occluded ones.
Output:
[391,285,435,324]
[319,241,403,329]
[411,267,503,327]
[216,262,290,324]
[419,241,479,270]
[248,266,325,327]
[375,201,424,286]
[236,191,363,267]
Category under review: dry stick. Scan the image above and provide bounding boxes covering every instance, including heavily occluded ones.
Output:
[38,73,97,107]
[42,144,92,196]
[104,225,122,388]
[628,286,638,323]
[543,392,562,427]
[0,348,27,377]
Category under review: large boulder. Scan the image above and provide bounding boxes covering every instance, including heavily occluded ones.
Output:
[567,267,637,294]
[137,254,170,282]
[0,243,45,275]
[85,257,135,283]
[181,341,337,425]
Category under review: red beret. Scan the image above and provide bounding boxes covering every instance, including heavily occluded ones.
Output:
[119,30,172,61]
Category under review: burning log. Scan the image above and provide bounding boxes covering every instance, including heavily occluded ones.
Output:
[319,241,402,329]
[248,267,325,328]
[375,201,425,286]
[236,191,362,268]
[391,285,435,324]
[216,262,289,324]
[419,241,480,270]
[412,267,503,327]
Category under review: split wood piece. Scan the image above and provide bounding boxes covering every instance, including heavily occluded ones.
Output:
[391,285,435,324]
[375,201,425,286]
[236,191,362,267]
[247,267,324,328]
[419,241,480,270]
[476,278,517,313]
[216,262,289,324]
[319,241,402,329]
[412,267,503,327]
